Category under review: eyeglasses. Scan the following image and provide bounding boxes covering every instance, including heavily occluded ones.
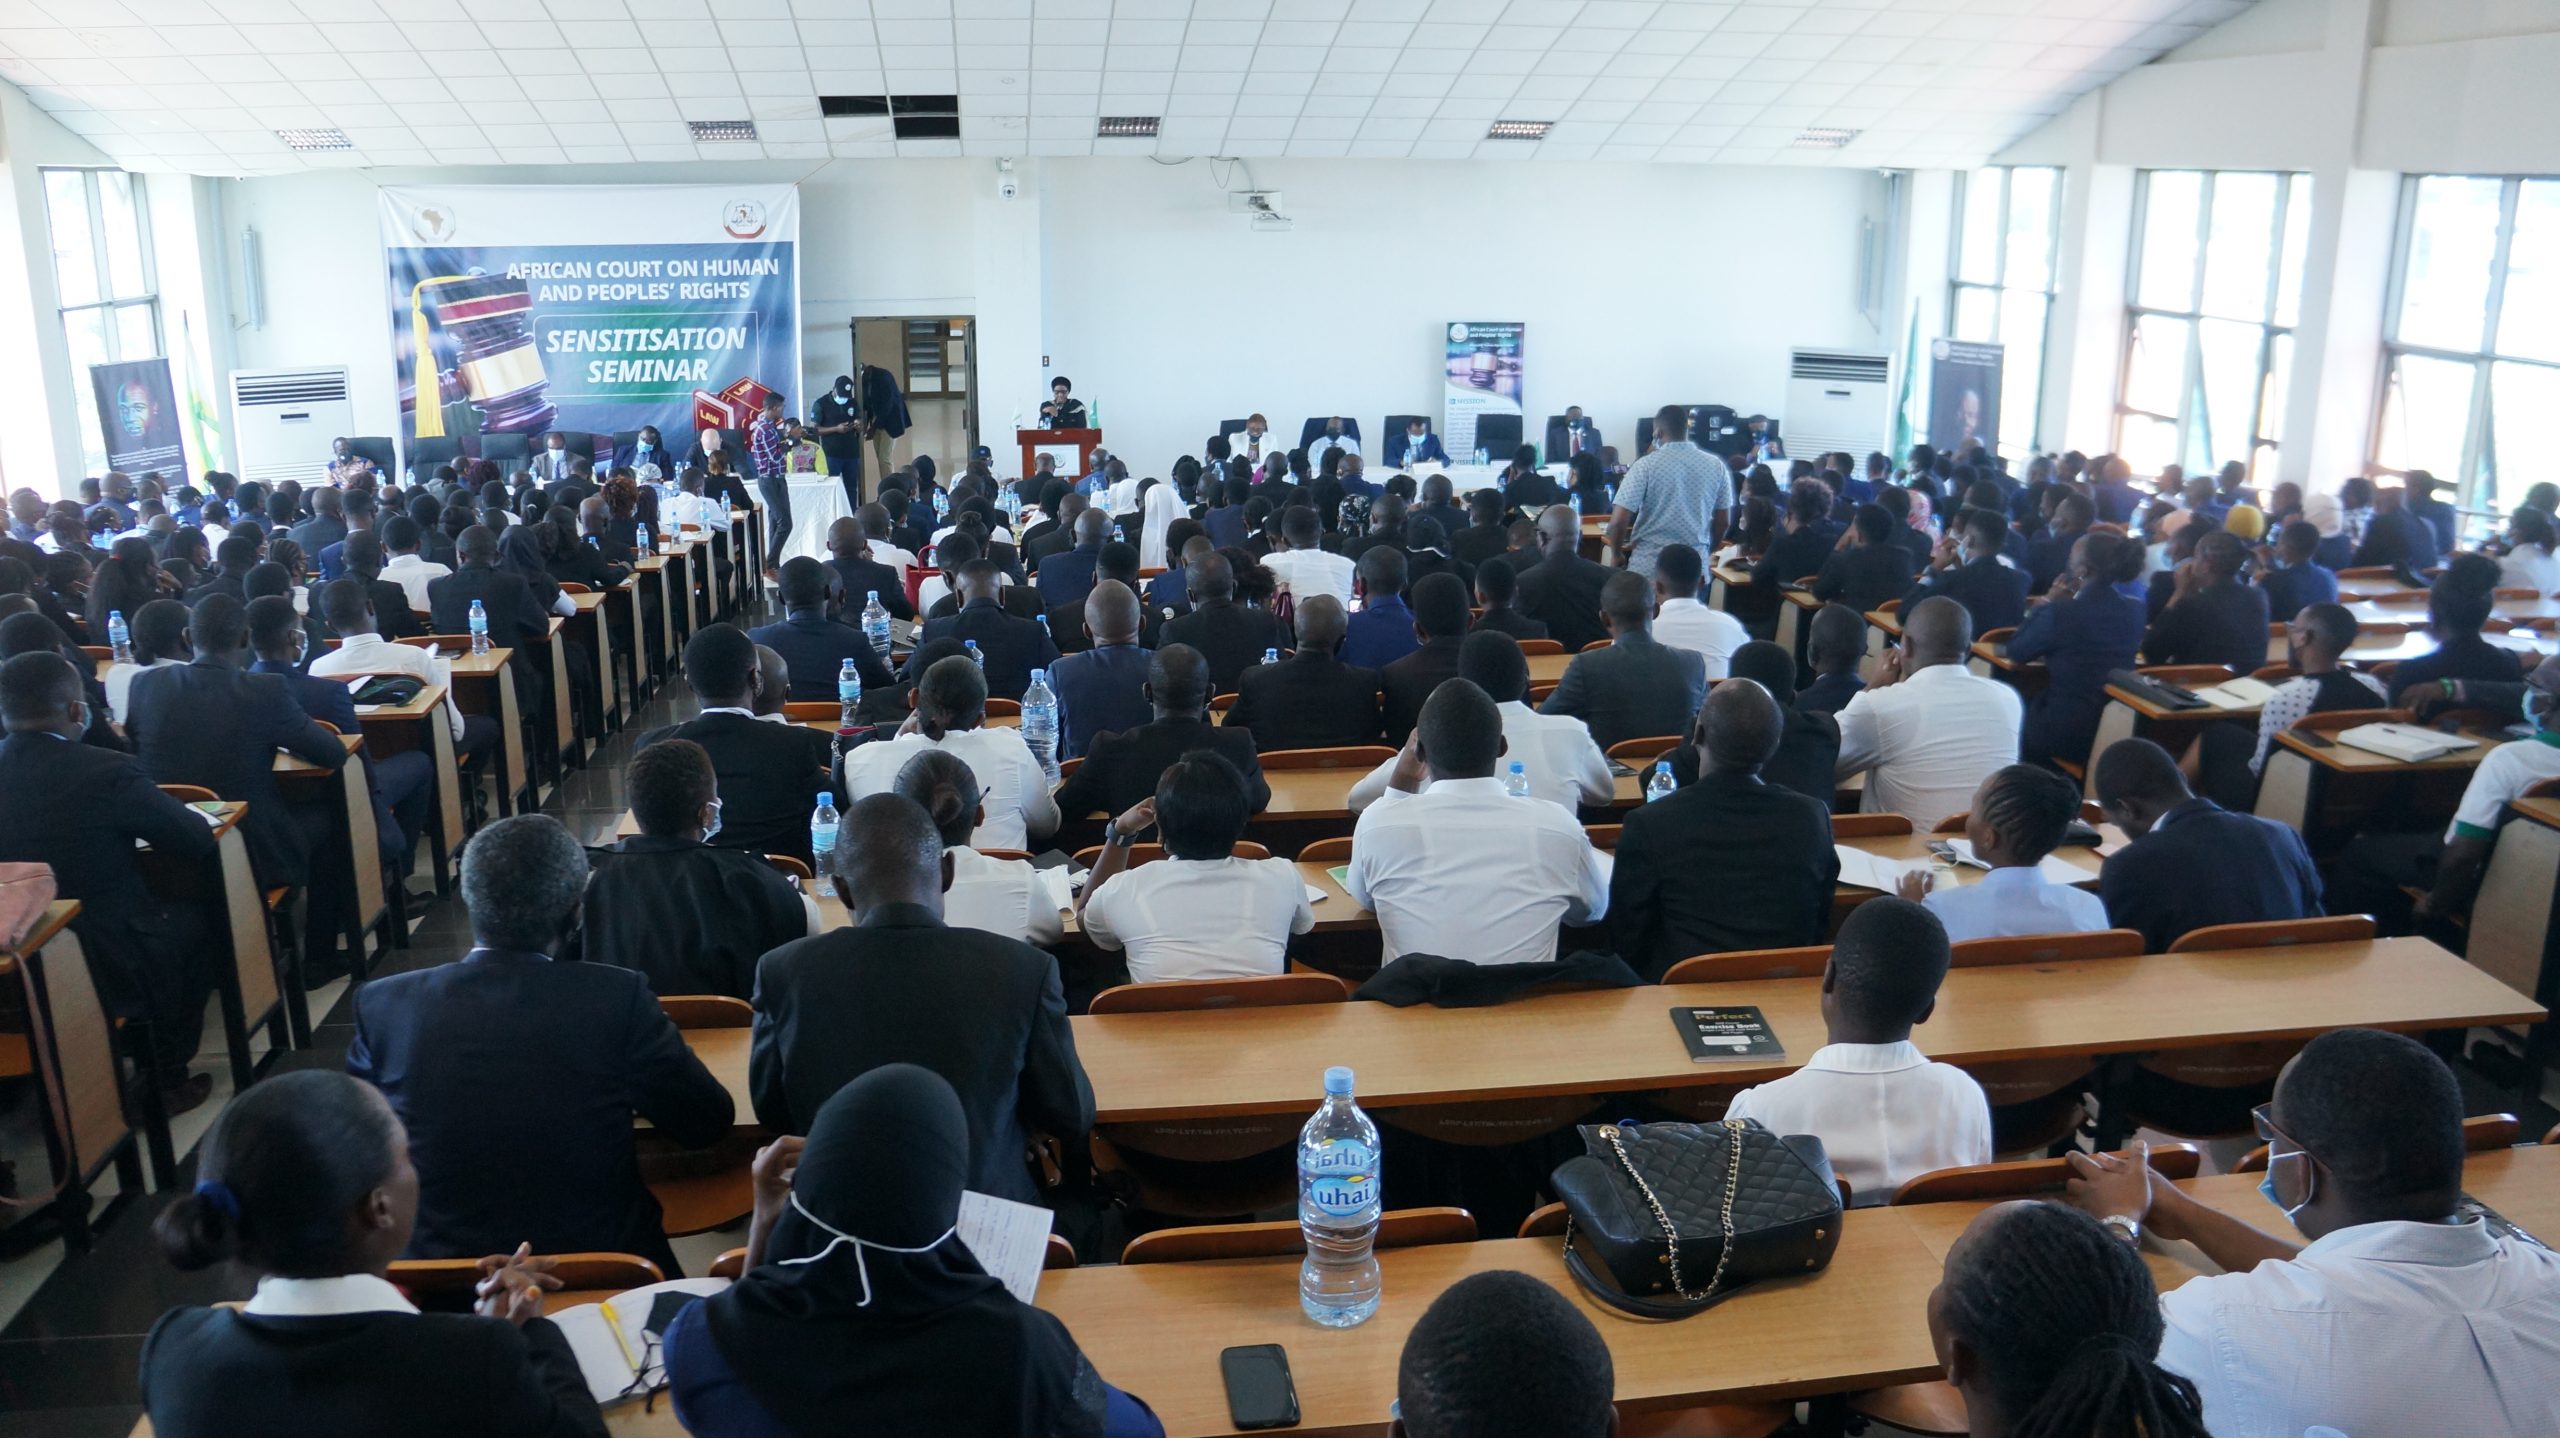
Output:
[616,1330,666,1408]
[2249,1103,2307,1156]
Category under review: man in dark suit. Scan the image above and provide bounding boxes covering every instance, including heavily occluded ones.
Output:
[819,516,912,621]
[1449,489,1511,569]
[1032,508,1109,611]
[350,815,733,1270]
[287,485,346,557]
[1611,679,1837,978]
[1874,486,1936,575]
[246,596,432,906]
[1903,506,2030,635]
[1413,473,1466,539]
[1665,639,1842,807]
[1055,644,1270,819]
[334,532,428,643]
[749,557,895,703]
[2352,482,2441,571]
[1227,594,1380,752]
[1514,505,1613,653]
[612,422,675,480]
[1379,573,1472,747]
[429,524,551,696]
[555,499,634,590]
[1470,555,1547,643]
[0,651,223,1109]
[638,624,839,867]
[1022,490,1086,575]
[1384,417,1449,469]
[1341,546,1421,671]
[186,534,260,608]
[582,738,808,1000]
[2023,490,2092,595]
[1540,572,1708,749]
[1160,551,1286,692]
[1048,579,1151,760]
[2142,530,2272,670]
[750,793,1093,1205]
[2094,737,2323,952]
[916,559,1060,702]
[1810,504,1920,617]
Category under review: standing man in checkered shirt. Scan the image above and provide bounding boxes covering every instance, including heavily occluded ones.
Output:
[1607,404,1734,578]
[749,391,792,582]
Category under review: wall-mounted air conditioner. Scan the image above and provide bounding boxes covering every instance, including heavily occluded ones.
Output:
[1784,350,1893,461]
[230,366,352,485]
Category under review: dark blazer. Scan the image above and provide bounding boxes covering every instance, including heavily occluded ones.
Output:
[1540,634,1707,750]
[2023,527,2084,594]
[185,567,251,609]
[1667,706,1842,809]
[0,731,216,1010]
[1023,524,1077,575]
[1384,431,1449,468]
[1811,543,1918,616]
[2388,633,2525,696]
[288,514,347,556]
[126,658,347,887]
[140,1307,605,1438]
[613,440,678,477]
[1887,525,1935,577]
[1159,597,1288,693]
[2099,798,2323,952]
[1379,637,1464,747]
[1228,652,1382,752]
[1611,770,1838,980]
[543,540,628,594]
[1515,550,1614,653]
[1471,606,1548,642]
[2351,506,2438,571]
[1048,642,1153,760]
[351,578,429,641]
[348,948,734,1267]
[932,586,1046,625]
[580,836,809,1000]
[2142,581,2270,670]
[636,712,838,867]
[2009,580,2149,771]
[822,555,914,621]
[1797,671,1866,716]
[1902,555,2029,635]
[427,564,548,671]
[1450,521,1512,569]
[1032,541,1104,611]
[2258,561,2339,622]
[1054,714,1269,819]
[749,610,895,703]
[750,905,1094,1204]
[915,597,1061,701]
[1751,524,1840,588]
[1341,596,1421,672]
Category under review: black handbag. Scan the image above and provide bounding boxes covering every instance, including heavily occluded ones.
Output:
[1550,1118,1844,1319]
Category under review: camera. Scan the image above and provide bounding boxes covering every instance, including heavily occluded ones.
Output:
[997,160,1019,202]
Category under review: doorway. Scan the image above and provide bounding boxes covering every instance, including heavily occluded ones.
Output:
[853,316,974,477]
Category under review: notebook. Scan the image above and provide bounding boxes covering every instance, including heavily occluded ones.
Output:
[1833,844,1923,893]
[2191,675,2279,710]
[2334,723,2480,763]
[1669,1005,1785,1062]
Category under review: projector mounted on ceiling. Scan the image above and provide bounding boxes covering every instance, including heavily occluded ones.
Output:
[1248,210,1293,234]
[1227,190,1284,215]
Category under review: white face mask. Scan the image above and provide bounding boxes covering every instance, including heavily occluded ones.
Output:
[776,1190,955,1307]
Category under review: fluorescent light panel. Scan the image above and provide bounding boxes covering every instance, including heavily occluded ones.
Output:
[1096,116,1159,137]
[1484,120,1552,140]
[274,127,351,150]
[687,119,758,142]
[1793,128,1859,148]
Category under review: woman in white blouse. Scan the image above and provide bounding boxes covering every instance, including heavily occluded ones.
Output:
[838,655,1059,851]
[1075,752,1312,985]
[891,747,1066,947]
[2494,506,2560,598]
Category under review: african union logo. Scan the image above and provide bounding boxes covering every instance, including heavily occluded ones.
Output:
[408,202,458,243]
[1931,338,1952,362]
[1448,323,1469,343]
[723,199,768,239]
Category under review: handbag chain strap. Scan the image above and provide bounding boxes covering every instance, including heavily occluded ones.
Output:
[1601,1118,1746,1303]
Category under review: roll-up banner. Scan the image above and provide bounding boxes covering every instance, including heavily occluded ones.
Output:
[1927,338,2003,456]
[1443,321,1524,461]
[90,356,191,485]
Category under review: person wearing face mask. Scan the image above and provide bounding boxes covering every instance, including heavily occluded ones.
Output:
[2065,1028,2560,1438]
[611,424,670,483]
[533,431,576,484]
[810,373,865,507]
[580,739,811,1000]
[1306,414,1358,470]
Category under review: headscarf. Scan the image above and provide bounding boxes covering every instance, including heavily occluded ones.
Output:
[1138,478,1187,568]
[496,524,561,607]
[2300,488,2344,539]
[699,1066,1105,1438]
[2222,504,2266,542]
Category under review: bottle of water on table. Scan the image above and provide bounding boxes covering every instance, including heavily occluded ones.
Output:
[107,610,131,663]
[1262,646,1279,667]
[1020,668,1059,780]
[1299,1065,1381,1327]
[809,791,839,880]
[1504,760,1530,798]
[834,660,863,766]
[966,639,984,668]
[1648,759,1677,803]
[468,599,490,656]
[862,590,892,660]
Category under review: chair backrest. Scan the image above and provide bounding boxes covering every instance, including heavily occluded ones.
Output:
[1527,680,1559,704]
[1605,735,1681,764]
[659,994,754,1028]
[1121,1207,1475,1264]
[2232,1113,2519,1173]
[2336,565,2404,580]
[1950,929,2145,969]
[1259,745,1397,771]
[781,701,843,722]
[1299,836,1353,864]
[1582,824,1621,851]
[1517,1201,1569,1239]
[2291,707,2405,734]
[1517,638,1565,656]
[559,581,592,594]
[157,783,221,804]
[79,645,110,663]
[1890,1144,2202,1205]
[1474,413,1524,459]
[1831,813,1914,838]
[764,853,814,883]
[2167,915,2377,953]
[1069,840,1274,869]
[2525,777,2560,801]
[985,697,1022,718]
[1043,1233,1077,1270]
[709,1246,746,1279]
[1209,692,1239,717]
[1579,637,1614,653]
[391,1252,663,1300]
[2249,661,2295,683]
[1088,971,1350,1014]
[1660,945,1831,983]
[2142,664,2240,687]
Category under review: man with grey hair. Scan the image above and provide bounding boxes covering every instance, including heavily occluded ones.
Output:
[348,814,734,1271]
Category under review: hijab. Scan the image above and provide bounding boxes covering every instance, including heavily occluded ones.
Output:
[1138,479,1187,568]
[496,524,561,607]
[699,1065,1105,1438]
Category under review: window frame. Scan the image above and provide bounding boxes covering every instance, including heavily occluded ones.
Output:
[1947,164,2063,455]
[42,166,163,476]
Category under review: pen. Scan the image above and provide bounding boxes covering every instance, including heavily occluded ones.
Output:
[597,1299,642,1377]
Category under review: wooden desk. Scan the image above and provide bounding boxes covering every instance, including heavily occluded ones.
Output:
[529,614,575,765]
[4,900,155,1230]
[1775,587,1822,667]
[137,802,295,1079]
[566,590,618,730]
[634,555,679,674]
[2468,796,2560,1074]
[353,682,462,891]
[442,644,527,814]
[1708,560,1755,612]
[2089,683,2261,796]
[2345,595,2560,629]
[2255,725,2508,836]
[1527,651,1570,685]
[2343,629,2554,670]
[274,732,387,966]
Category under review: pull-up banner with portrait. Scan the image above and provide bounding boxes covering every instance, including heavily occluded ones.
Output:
[90,356,191,485]
[1443,320,1525,462]
[1927,339,2003,457]
[379,184,801,462]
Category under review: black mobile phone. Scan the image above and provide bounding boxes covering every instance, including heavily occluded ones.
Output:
[1219,1343,1300,1430]
[2295,730,2334,748]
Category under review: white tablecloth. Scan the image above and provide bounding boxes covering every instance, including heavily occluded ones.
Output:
[1407,461,1570,492]
[776,474,854,566]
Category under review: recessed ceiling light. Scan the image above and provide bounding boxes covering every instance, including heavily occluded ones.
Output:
[1097,116,1159,137]
[1485,120,1552,140]
[1793,128,1859,149]
[275,127,352,151]
[688,119,758,142]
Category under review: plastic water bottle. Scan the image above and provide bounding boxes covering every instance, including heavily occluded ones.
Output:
[1298,1066,1381,1327]
[1504,760,1531,798]
[1262,646,1279,666]
[106,610,131,663]
[837,657,862,723]
[1605,482,1617,507]
[1648,760,1677,803]
[1020,668,1060,779]
[1474,447,1488,467]
[965,639,984,668]
[634,521,651,557]
[862,590,892,658]
[933,487,949,520]
[809,792,839,879]
[468,600,490,656]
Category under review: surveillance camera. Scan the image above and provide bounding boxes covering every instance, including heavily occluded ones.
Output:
[997,159,1018,202]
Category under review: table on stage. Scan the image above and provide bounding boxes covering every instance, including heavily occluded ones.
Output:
[775,475,854,567]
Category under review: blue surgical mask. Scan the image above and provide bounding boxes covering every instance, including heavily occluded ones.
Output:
[2258,1155,2313,1223]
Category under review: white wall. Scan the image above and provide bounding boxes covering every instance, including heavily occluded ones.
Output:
[0,85,114,497]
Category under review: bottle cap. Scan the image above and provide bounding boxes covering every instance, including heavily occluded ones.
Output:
[816,792,833,805]
[1323,1065,1354,1096]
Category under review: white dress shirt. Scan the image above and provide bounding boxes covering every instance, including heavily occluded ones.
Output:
[2499,543,2560,598]
[1834,663,2022,831]
[942,844,1068,946]
[1262,548,1357,608]
[1345,701,1611,813]
[2155,1217,2560,1438]
[840,727,1060,850]
[1652,596,1749,680]
[2447,735,2560,841]
[1343,776,1609,968]
[1724,1040,1992,1206]
[667,491,726,533]
[1080,855,1315,984]
[917,573,953,615]
[381,552,450,614]
[867,540,918,575]
[1919,864,2111,944]
[102,657,182,725]
[1307,432,1360,468]
[308,631,467,742]
[242,1272,420,1317]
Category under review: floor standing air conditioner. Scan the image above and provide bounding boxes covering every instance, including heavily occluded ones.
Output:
[1783,350,1893,461]
[230,366,353,485]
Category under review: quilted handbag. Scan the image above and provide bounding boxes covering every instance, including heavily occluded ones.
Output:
[1550,1118,1844,1319]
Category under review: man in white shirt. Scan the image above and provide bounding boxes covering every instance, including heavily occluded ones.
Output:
[2067,1028,2560,1438]
[1725,897,1991,1205]
[378,515,451,616]
[1261,504,1356,609]
[1076,754,1315,984]
[1649,543,1747,679]
[1306,416,1359,470]
[308,579,494,760]
[838,655,1059,851]
[1343,679,1608,968]
[1897,764,2109,943]
[1345,629,1610,813]
[1835,596,2021,830]
[858,502,917,576]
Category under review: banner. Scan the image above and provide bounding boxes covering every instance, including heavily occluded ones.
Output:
[1927,339,2003,456]
[1443,321,1524,461]
[90,357,190,485]
[380,184,801,457]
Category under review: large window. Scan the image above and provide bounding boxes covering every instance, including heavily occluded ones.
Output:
[2375,175,2560,509]
[1949,165,2061,456]
[2116,169,2311,481]
[43,168,160,477]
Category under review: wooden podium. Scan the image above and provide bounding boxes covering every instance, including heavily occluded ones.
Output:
[1019,426,1100,483]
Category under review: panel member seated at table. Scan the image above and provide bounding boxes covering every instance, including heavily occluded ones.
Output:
[1541,571,1708,751]
[893,749,1066,947]
[1725,897,1991,1204]
[1835,597,2020,831]
[582,739,810,1000]
[2093,737,2323,952]
[1055,644,1269,820]
[1226,593,1380,752]
[750,557,896,704]
[844,655,1059,851]
[1159,551,1286,693]
[1611,677,1836,977]
[349,816,734,1273]
[639,625,839,867]
[1391,1271,1615,1438]
[1895,764,2109,943]
[1077,752,1315,984]
[1384,416,1448,470]
[2064,1028,2560,1438]
[138,1071,608,1438]
[1049,579,1152,761]
[1344,679,1608,968]
[1350,630,1610,813]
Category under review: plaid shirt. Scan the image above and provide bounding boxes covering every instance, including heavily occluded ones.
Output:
[1615,440,1734,575]
[749,416,785,479]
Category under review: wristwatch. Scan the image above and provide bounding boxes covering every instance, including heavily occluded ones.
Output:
[1103,822,1136,849]
[2099,1213,2143,1246]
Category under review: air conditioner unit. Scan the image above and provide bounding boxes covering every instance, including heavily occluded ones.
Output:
[1783,349,1892,461]
[230,366,353,485]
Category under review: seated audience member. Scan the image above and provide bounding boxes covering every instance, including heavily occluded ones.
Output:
[749,557,895,703]
[2494,504,2560,597]
[1350,630,1609,813]
[336,532,428,643]
[1378,572,1472,745]
[1725,898,1990,1202]
[2349,480,2438,571]
[1031,508,1108,610]
[2195,601,2386,809]
[1076,752,1314,983]
[1340,547,1420,671]
[1468,554,1546,641]
[0,650,222,1111]
[1158,551,1286,692]
[2007,531,2149,773]
[894,749,1066,946]
[2386,553,2527,700]
[1798,602,1870,715]
[349,816,733,1272]
[918,559,1061,702]
[1448,489,1512,570]
[1514,506,1614,653]
[1897,764,2109,942]
[750,795,1094,1203]
[1540,571,1708,750]
[582,739,808,1000]
[2023,489,2093,594]
[1391,1271,1614,1438]
[1928,1202,2213,1438]
[821,516,913,621]
[1812,504,1921,616]
[246,595,432,891]
[2142,530,2271,670]
[139,1071,606,1438]
[1055,644,1268,820]
[639,625,838,866]
[1343,679,1607,967]
[429,525,551,694]
[2066,1028,2560,1438]
[1648,543,1746,678]
[1092,540,1172,648]
[102,595,190,723]
[378,514,450,615]
[2259,517,2339,618]
[1048,578,1151,760]
[1835,596,2020,830]
[1260,504,1356,608]
[2093,737,2322,951]
[667,1066,1158,1438]
[843,654,1059,850]
[1611,677,1836,977]
[1752,477,1842,588]
[1904,506,2029,635]
[1664,639,1841,806]
[310,579,496,767]
[1225,593,1380,751]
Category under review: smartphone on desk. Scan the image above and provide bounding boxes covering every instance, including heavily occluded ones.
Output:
[1220,1344,1299,1430]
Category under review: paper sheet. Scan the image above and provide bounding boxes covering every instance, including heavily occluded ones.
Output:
[1937,838,2093,885]
[1833,844,1921,893]
[957,1189,1054,1304]
[1304,884,1329,904]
